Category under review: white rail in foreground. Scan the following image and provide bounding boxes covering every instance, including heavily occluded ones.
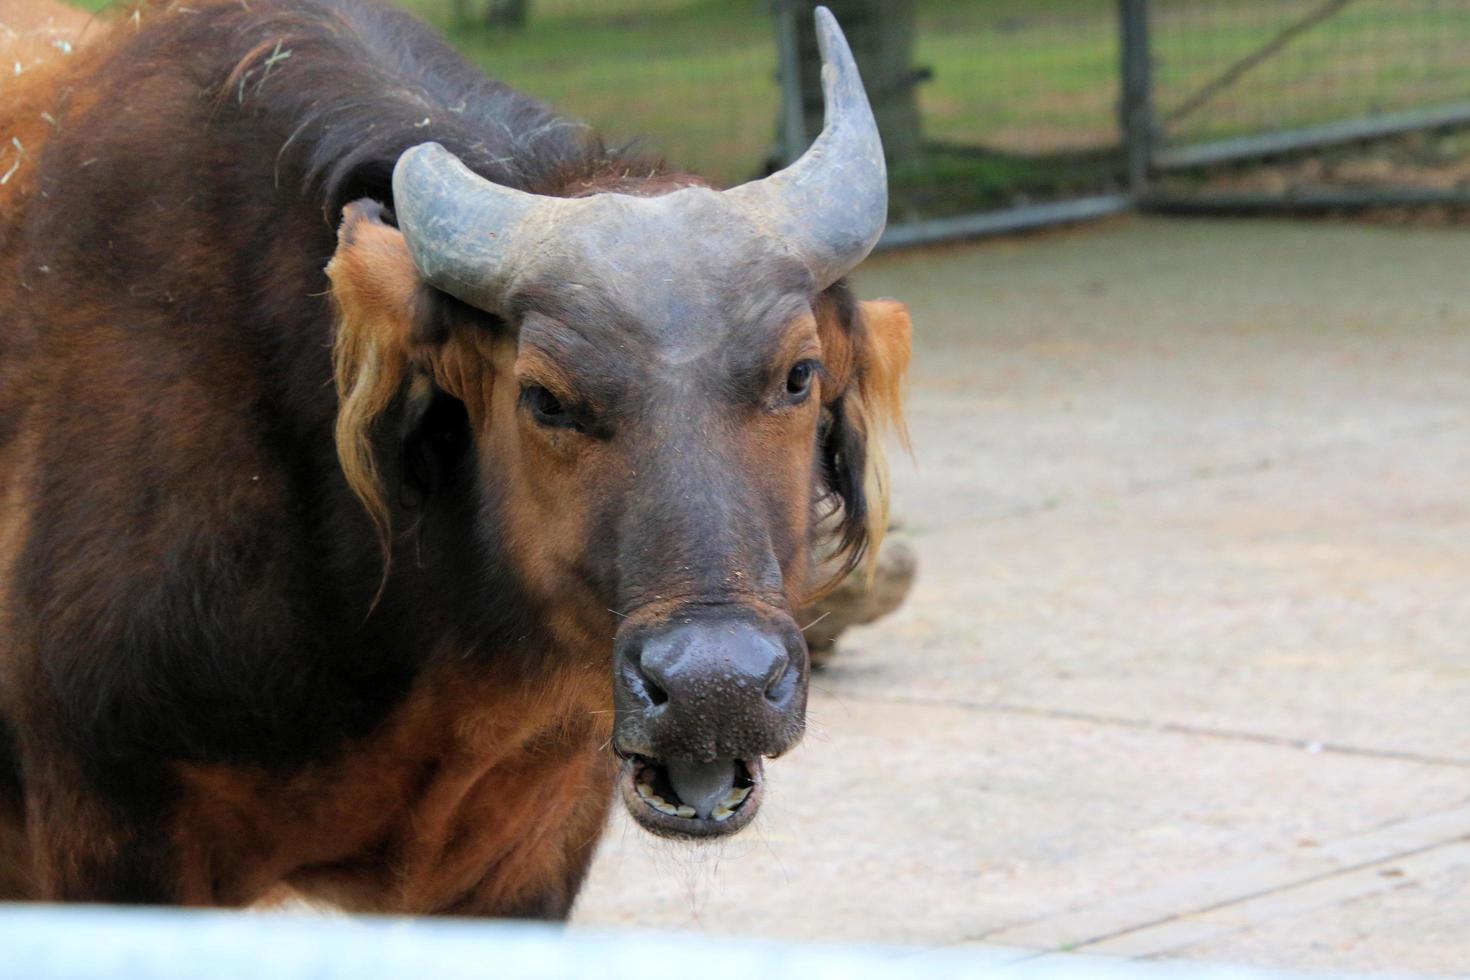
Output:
[0,905,1397,980]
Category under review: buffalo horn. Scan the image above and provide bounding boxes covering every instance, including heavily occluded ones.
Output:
[724,5,888,289]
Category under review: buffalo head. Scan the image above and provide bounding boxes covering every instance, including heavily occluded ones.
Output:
[326,7,910,838]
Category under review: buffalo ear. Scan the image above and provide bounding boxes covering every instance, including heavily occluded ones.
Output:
[856,299,912,446]
[850,298,912,572]
[397,372,437,510]
[815,294,913,592]
[398,370,473,513]
[327,199,435,555]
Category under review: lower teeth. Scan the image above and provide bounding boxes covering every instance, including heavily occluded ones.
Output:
[635,764,751,820]
[721,785,751,807]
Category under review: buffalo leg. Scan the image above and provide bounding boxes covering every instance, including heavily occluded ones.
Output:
[436,834,602,922]
[0,719,32,898]
[0,804,33,899]
[428,771,613,922]
[22,754,186,903]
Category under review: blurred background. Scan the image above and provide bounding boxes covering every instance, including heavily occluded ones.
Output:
[403,0,1470,241]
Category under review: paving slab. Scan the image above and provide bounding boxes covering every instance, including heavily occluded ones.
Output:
[575,698,1469,949]
[989,807,1470,955]
[574,218,1470,973]
[863,218,1470,530]
[835,217,1470,765]
[826,428,1470,762]
[1176,863,1470,975]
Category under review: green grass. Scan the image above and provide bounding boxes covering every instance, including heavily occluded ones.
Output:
[69,0,1470,215]
[413,0,780,185]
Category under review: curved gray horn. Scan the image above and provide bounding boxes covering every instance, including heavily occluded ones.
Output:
[726,5,887,289]
[391,142,566,312]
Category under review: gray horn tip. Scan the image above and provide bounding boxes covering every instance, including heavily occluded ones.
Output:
[812,6,845,67]
[812,6,837,36]
[393,141,451,183]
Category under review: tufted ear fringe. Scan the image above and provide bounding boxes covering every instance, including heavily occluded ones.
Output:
[327,201,506,584]
[854,297,912,581]
[326,201,424,567]
[331,317,408,562]
[810,294,912,599]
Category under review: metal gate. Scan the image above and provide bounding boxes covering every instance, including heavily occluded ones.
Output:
[1138,0,1470,213]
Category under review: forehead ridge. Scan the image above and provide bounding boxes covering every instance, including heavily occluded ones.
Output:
[507,189,812,363]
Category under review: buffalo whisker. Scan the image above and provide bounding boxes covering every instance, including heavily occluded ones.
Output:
[799,610,832,633]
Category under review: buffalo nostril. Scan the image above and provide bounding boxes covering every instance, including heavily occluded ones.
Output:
[764,657,793,703]
[642,673,669,707]
[628,651,669,707]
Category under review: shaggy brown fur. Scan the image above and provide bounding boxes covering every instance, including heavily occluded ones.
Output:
[0,0,907,910]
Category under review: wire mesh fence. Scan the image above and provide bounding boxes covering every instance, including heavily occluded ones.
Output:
[888,0,1127,232]
[1153,0,1470,152]
[411,0,1470,241]
[1147,0,1470,209]
[412,0,1131,240]
[402,0,778,189]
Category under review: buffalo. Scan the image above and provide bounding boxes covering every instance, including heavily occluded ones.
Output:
[0,0,910,914]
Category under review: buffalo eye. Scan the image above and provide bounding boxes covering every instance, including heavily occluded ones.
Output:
[521,384,579,431]
[785,360,818,403]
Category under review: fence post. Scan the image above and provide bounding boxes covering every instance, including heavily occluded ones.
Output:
[1119,0,1155,196]
[775,0,809,165]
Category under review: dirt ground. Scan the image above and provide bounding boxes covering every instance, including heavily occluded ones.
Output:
[572,216,1470,975]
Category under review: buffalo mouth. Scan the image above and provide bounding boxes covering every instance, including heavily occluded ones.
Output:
[618,755,763,838]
